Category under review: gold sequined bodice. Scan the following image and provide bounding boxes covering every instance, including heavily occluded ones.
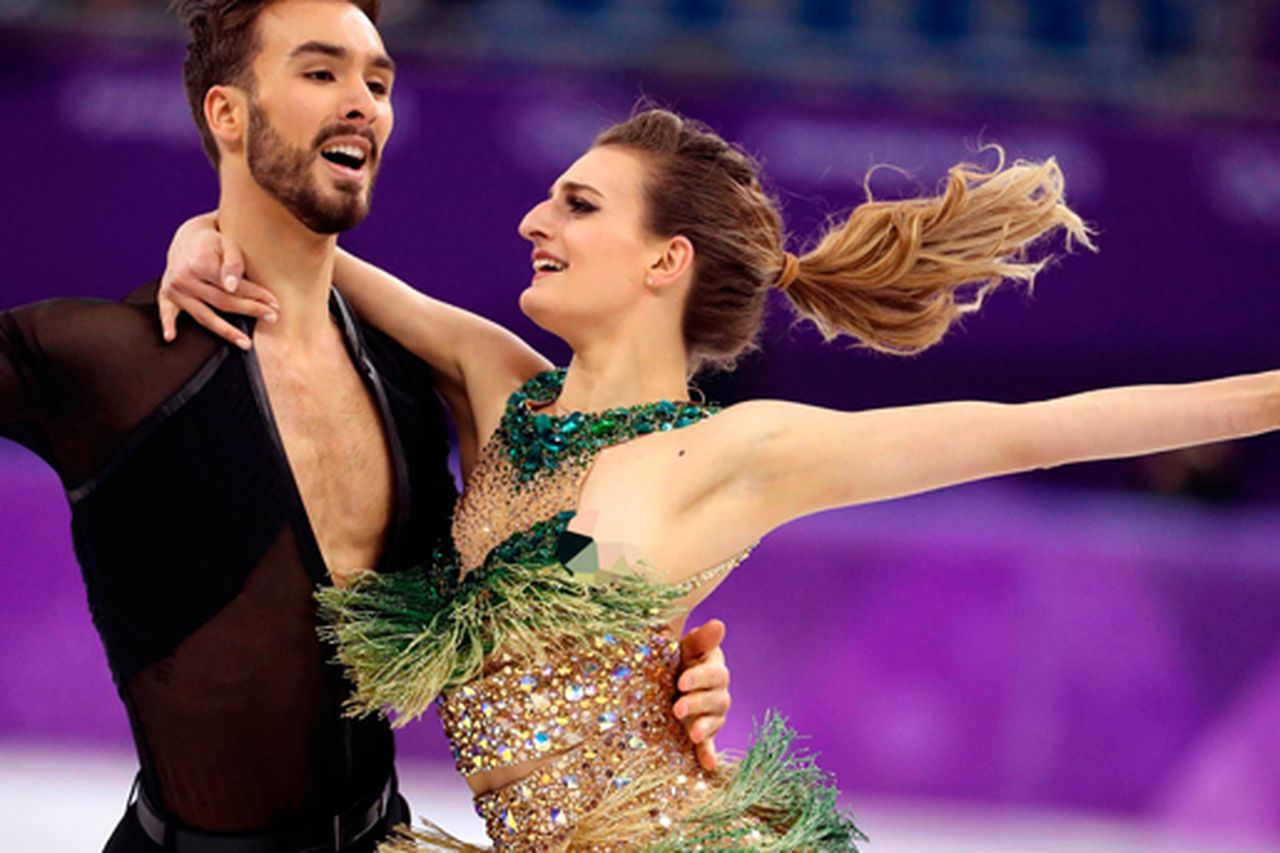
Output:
[441,629,714,847]
[435,372,753,849]
[451,427,585,576]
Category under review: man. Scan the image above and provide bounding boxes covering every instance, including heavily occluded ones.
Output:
[0,2,729,850]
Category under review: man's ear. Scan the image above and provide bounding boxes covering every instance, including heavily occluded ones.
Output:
[649,235,695,291]
[205,85,249,158]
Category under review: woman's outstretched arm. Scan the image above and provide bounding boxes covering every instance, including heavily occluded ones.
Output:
[712,371,1279,539]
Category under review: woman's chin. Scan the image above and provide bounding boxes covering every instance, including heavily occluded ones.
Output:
[518,288,564,333]
[517,285,541,319]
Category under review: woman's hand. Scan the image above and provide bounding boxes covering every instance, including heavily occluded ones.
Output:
[158,213,279,350]
[673,618,732,771]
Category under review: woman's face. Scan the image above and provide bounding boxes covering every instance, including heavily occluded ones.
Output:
[517,145,668,341]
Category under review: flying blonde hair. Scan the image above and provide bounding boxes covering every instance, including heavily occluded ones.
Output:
[596,109,1095,371]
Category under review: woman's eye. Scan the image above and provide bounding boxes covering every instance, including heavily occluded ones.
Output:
[567,196,597,214]
[306,70,335,82]
[368,81,389,96]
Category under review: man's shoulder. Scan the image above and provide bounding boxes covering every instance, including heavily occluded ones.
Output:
[2,295,137,347]
[5,289,148,342]
[2,282,218,367]
[5,280,159,321]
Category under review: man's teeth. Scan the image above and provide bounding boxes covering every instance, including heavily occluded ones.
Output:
[533,259,566,272]
[321,145,368,168]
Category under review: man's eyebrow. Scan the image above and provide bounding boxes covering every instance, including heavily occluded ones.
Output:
[289,41,346,61]
[289,41,396,73]
[551,180,604,199]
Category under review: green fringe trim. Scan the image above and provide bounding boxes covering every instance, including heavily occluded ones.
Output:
[378,821,488,852]
[646,712,867,852]
[382,713,866,851]
[316,558,685,726]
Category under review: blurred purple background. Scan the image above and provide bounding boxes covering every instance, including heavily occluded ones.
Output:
[1,0,1279,847]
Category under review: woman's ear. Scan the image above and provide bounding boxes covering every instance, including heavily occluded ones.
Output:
[648,235,695,290]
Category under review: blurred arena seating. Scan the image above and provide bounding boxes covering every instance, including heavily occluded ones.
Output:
[1,1,1277,119]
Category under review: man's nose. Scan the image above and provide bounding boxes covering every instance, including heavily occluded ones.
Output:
[339,78,378,124]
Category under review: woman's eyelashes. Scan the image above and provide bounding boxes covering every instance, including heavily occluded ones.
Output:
[566,195,598,215]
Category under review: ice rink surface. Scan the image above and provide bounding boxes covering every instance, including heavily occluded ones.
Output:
[4,742,1278,853]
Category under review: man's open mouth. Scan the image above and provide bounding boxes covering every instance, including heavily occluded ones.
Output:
[320,144,368,171]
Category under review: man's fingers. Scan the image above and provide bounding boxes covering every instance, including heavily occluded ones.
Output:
[678,659,729,696]
[678,707,727,745]
[694,713,726,743]
[695,737,719,772]
[680,618,726,664]
[220,233,245,292]
[674,689,730,723]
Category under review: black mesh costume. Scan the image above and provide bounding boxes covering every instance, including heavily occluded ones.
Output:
[0,282,457,847]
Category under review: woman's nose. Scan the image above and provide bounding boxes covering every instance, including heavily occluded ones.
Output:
[519,199,555,241]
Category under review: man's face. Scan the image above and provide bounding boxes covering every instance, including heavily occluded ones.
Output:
[243,1,395,233]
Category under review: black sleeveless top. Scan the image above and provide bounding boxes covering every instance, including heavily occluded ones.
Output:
[0,282,457,832]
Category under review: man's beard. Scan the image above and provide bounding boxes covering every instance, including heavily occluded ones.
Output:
[246,100,379,235]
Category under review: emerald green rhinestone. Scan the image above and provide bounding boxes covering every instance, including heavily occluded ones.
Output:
[498,369,719,483]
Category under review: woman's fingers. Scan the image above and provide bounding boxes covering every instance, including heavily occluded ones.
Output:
[231,278,281,314]
[187,230,226,286]
[173,278,278,323]
[160,270,276,346]
[159,291,182,343]
[220,232,245,293]
[166,292,253,350]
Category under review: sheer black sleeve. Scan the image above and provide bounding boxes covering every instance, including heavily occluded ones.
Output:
[0,290,222,483]
[0,303,59,464]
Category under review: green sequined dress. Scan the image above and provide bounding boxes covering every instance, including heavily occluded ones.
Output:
[319,370,865,851]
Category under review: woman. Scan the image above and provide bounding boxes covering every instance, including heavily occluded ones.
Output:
[163,109,1279,850]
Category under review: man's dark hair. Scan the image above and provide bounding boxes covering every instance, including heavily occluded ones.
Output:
[173,0,382,167]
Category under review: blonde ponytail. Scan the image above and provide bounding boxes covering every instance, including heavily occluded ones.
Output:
[783,148,1096,354]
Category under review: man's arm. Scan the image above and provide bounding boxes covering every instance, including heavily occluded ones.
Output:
[0,306,53,456]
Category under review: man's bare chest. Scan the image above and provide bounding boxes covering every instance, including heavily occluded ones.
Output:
[259,349,395,573]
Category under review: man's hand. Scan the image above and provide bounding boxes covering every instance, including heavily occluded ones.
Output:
[673,618,731,772]
[158,212,278,350]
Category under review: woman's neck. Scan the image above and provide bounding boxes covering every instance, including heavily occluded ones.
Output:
[557,338,690,413]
